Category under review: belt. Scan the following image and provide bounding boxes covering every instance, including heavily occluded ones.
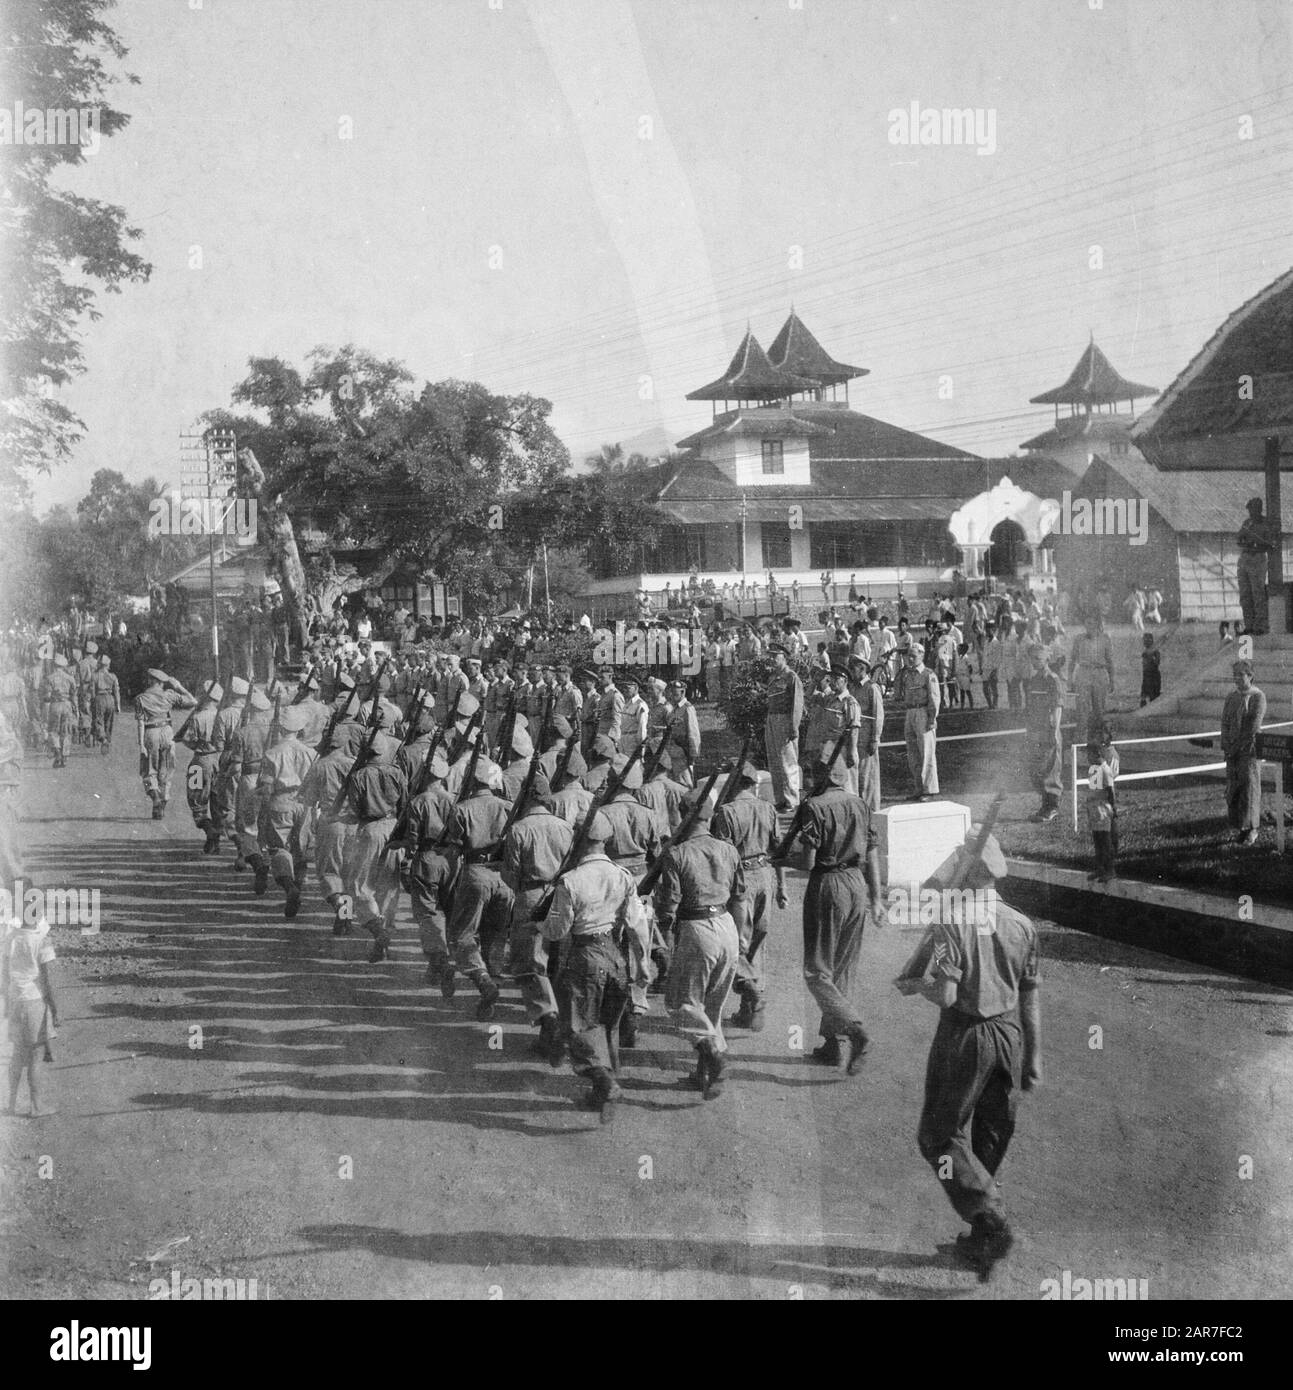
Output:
[143,722,171,730]
[359,813,396,824]
[740,854,769,867]
[678,904,727,921]
[813,861,858,873]
[570,924,616,939]
[463,848,502,865]
[520,877,549,891]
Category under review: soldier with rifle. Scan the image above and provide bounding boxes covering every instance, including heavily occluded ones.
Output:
[210,675,248,855]
[710,738,782,1032]
[337,697,409,961]
[500,728,574,1064]
[547,743,591,827]
[441,727,511,1017]
[256,704,317,918]
[177,678,224,852]
[774,728,883,1077]
[230,686,276,892]
[299,720,366,935]
[635,746,687,836]
[292,666,331,748]
[539,807,651,1123]
[648,768,742,1099]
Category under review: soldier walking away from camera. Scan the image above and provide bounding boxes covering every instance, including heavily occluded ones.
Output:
[340,731,408,961]
[897,829,1041,1282]
[257,705,317,918]
[779,755,882,1074]
[655,785,743,1098]
[89,653,121,754]
[134,668,197,817]
[541,812,644,1122]
[42,654,79,770]
[712,760,785,1032]
[181,679,225,851]
[210,675,248,856]
[393,746,457,982]
[230,687,275,880]
[1221,658,1266,846]
[75,643,98,746]
[299,721,364,934]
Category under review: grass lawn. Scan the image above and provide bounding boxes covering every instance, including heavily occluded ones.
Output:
[695,699,1293,911]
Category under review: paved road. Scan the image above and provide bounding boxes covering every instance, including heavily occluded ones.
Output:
[2,735,1290,1300]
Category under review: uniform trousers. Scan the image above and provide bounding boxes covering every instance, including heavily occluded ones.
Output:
[802,865,869,1039]
[1028,730,1063,799]
[233,772,262,858]
[446,862,515,978]
[904,708,939,795]
[185,751,220,830]
[917,1007,1023,1223]
[1073,671,1110,743]
[261,800,307,887]
[764,713,801,808]
[1237,553,1268,634]
[91,696,116,745]
[732,865,773,1002]
[857,752,881,812]
[665,911,739,1052]
[508,885,559,1023]
[343,816,400,930]
[47,700,75,759]
[140,725,175,802]
[409,846,456,964]
[556,932,630,1076]
[315,817,354,902]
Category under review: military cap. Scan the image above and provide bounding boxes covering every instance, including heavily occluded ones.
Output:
[249,689,273,712]
[592,733,617,760]
[454,690,481,722]
[906,642,925,659]
[649,747,673,774]
[336,671,357,692]
[680,784,718,819]
[574,667,598,684]
[99,653,111,666]
[647,677,667,694]
[230,675,250,697]
[278,705,308,734]
[738,759,761,783]
[427,749,451,781]
[550,714,573,740]
[585,810,614,842]
[472,756,503,790]
[556,662,572,674]
[86,641,98,654]
[146,667,170,682]
[620,672,640,688]
[370,731,402,763]
[508,722,534,759]
[559,746,587,781]
[331,722,366,755]
[53,653,69,668]
[202,679,224,701]
[766,643,787,656]
[611,754,643,790]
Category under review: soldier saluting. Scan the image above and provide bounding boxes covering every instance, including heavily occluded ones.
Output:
[134,668,197,817]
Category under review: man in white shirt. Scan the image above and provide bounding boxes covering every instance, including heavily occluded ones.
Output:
[4,915,60,1115]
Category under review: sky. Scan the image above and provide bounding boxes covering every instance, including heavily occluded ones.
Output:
[30,0,1293,512]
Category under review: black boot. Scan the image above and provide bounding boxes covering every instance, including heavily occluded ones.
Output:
[810,1035,842,1066]
[251,856,269,896]
[474,974,500,1020]
[701,1041,726,1099]
[618,1012,638,1049]
[584,1067,621,1123]
[365,921,392,963]
[537,1014,565,1067]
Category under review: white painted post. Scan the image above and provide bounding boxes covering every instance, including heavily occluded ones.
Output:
[1274,761,1286,855]
[1071,742,1080,831]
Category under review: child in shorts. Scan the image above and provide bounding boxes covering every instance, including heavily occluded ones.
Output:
[1084,735,1119,883]
[3,914,60,1116]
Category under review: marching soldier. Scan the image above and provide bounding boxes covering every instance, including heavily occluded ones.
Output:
[257,704,317,917]
[88,653,121,754]
[209,675,247,855]
[443,758,514,1017]
[340,730,408,960]
[42,654,79,769]
[581,733,617,795]
[779,755,883,1075]
[230,687,275,884]
[635,748,686,836]
[643,676,671,754]
[541,811,647,1122]
[181,678,225,852]
[134,669,197,815]
[548,746,593,827]
[500,721,547,804]
[394,746,457,981]
[897,829,1042,1282]
[501,779,573,1063]
[712,761,785,1032]
[75,643,98,746]
[655,784,743,1098]
[396,701,438,787]
[293,668,331,748]
[899,642,940,801]
[299,721,365,935]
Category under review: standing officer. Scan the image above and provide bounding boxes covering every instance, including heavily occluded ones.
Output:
[181,678,225,852]
[552,661,583,731]
[819,663,862,795]
[662,678,700,788]
[849,658,885,811]
[1066,613,1115,745]
[1023,644,1064,823]
[577,668,600,757]
[88,652,121,754]
[897,829,1041,1281]
[595,667,624,749]
[764,645,803,811]
[619,675,649,758]
[899,642,940,801]
[443,758,514,1017]
[1236,496,1277,637]
[484,656,514,750]
[778,756,883,1074]
[542,811,646,1122]
[42,654,79,770]
[712,761,785,1032]
[525,663,550,748]
[655,785,744,1098]
[134,669,197,815]
[501,781,573,1063]
[257,704,317,917]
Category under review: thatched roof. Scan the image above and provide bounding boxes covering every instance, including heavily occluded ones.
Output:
[1029,338,1157,407]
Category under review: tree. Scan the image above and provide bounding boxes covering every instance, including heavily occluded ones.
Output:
[0,0,152,499]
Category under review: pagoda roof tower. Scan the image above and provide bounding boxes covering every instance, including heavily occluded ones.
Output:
[685,331,816,403]
[1029,337,1157,412]
[767,310,868,387]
